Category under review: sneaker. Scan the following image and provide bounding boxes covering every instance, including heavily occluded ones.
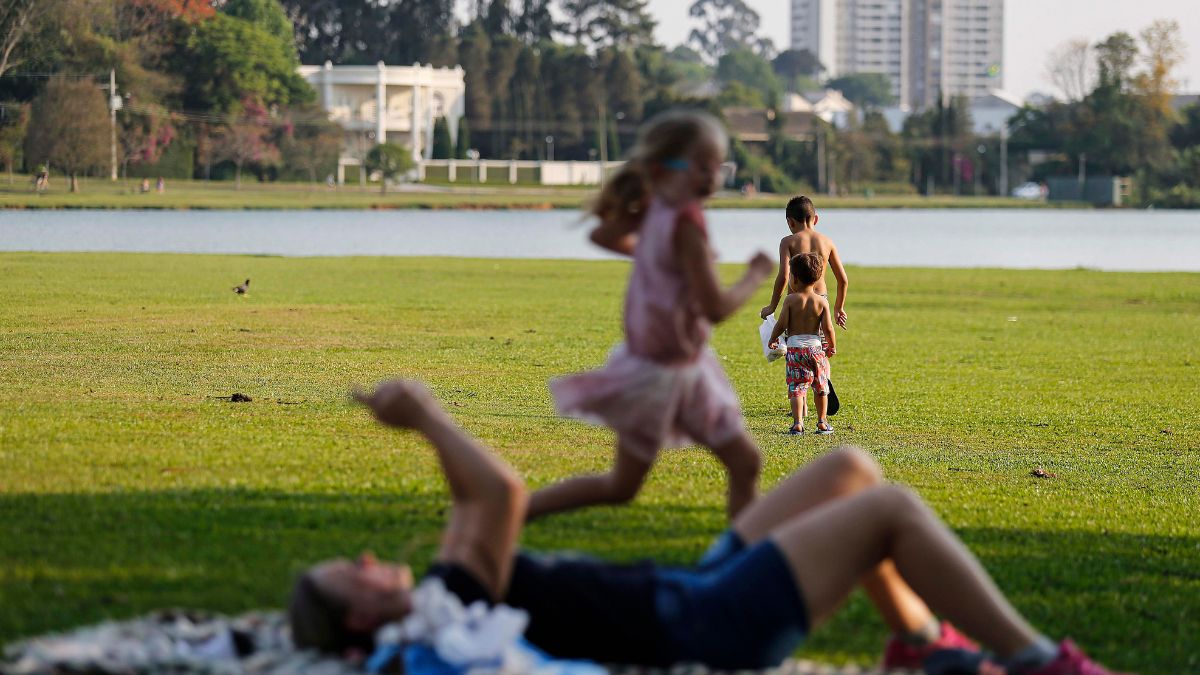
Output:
[924,648,1007,675]
[814,421,834,435]
[1017,640,1127,675]
[883,621,978,670]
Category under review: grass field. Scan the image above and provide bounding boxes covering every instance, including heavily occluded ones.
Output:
[0,175,1086,210]
[0,253,1196,672]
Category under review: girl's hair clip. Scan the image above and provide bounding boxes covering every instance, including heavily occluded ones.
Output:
[661,158,690,171]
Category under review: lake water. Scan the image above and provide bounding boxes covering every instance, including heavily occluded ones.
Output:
[1,208,1198,271]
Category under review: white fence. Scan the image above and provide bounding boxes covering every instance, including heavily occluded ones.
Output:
[416,160,624,186]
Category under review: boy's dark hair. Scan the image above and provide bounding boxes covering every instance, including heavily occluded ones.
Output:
[289,572,374,654]
[785,195,817,223]
[790,252,824,287]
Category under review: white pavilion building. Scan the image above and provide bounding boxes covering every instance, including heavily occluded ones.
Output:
[297,61,465,183]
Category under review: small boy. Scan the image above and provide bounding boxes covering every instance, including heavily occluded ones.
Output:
[769,252,835,435]
[759,195,848,328]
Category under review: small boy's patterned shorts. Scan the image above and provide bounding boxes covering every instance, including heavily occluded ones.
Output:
[785,346,830,399]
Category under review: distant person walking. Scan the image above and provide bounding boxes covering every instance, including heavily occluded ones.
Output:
[156,176,165,193]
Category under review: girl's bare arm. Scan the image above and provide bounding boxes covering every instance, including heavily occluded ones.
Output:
[589,214,641,256]
[675,218,773,324]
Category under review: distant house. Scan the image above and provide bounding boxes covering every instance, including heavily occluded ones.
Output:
[1171,93,1200,114]
[792,90,855,128]
[297,61,465,183]
[970,90,1023,135]
[723,107,817,144]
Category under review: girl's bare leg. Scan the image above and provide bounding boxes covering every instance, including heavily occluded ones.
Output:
[771,484,1041,658]
[708,430,762,518]
[525,440,652,521]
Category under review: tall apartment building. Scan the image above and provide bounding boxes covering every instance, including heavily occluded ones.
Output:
[790,0,1004,111]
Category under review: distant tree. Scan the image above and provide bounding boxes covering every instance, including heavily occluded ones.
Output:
[280,108,342,182]
[181,14,314,114]
[559,0,654,49]
[688,0,774,63]
[365,142,412,193]
[221,0,295,46]
[716,49,781,107]
[1045,38,1094,102]
[383,0,459,65]
[458,21,493,126]
[0,102,29,183]
[280,0,384,65]
[432,117,453,159]
[483,0,511,37]
[1094,32,1138,89]
[0,0,61,79]
[771,49,823,92]
[455,116,471,159]
[23,78,110,192]
[513,0,555,44]
[716,80,766,108]
[826,73,895,108]
[606,49,643,120]
[1134,19,1187,118]
[118,103,175,178]
[212,104,281,188]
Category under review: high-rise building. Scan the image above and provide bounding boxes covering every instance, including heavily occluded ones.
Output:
[790,0,1004,111]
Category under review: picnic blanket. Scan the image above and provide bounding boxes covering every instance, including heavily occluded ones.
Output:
[1,610,911,675]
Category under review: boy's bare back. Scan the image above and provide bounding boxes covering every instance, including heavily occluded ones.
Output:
[779,290,830,337]
[780,231,835,296]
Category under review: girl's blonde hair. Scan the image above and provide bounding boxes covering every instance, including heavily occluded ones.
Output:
[590,109,728,223]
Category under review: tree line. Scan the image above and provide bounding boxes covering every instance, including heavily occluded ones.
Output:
[0,0,1195,206]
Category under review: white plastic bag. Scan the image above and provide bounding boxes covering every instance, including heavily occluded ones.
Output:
[759,317,786,362]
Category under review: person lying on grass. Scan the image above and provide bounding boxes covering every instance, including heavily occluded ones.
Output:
[289,379,1125,674]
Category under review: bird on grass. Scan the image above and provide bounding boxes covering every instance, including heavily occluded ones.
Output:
[233,279,250,295]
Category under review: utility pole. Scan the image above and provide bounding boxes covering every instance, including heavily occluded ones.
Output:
[816,130,825,194]
[1077,152,1087,200]
[109,69,118,181]
[598,102,608,164]
[999,125,1009,197]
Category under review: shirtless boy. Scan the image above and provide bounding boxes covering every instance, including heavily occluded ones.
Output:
[759,196,848,329]
[769,253,836,435]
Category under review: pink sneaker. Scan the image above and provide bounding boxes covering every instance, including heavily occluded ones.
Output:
[883,621,979,669]
[1019,640,1127,675]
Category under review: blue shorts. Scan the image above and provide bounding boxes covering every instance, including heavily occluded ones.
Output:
[654,535,810,669]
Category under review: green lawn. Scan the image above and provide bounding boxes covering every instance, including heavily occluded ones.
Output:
[0,175,1085,210]
[0,253,1196,672]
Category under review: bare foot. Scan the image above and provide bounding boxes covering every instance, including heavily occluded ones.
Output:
[351,380,437,429]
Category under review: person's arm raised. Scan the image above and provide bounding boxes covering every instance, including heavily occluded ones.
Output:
[589,214,641,256]
[353,381,526,600]
[828,243,849,328]
[675,216,773,324]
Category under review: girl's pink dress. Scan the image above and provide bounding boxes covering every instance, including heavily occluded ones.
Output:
[550,197,745,461]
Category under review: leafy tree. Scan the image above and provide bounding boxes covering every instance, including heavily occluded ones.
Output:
[23,77,110,192]
[0,102,29,182]
[365,142,412,193]
[384,0,459,65]
[1094,32,1137,89]
[688,0,773,63]
[1045,39,1093,102]
[606,49,643,121]
[0,0,61,78]
[716,81,765,108]
[716,49,781,108]
[458,21,493,126]
[181,13,314,114]
[432,117,453,159]
[558,0,654,49]
[280,0,384,65]
[826,73,894,108]
[771,49,823,92]
[118,103,175,178]
[221,0,294,46]
[212,103,281,188]
[513,0,555,44]
[280,107,342,182]
[483,0,511,37]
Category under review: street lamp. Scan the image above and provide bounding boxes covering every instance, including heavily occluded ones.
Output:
[545,135,554,162]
